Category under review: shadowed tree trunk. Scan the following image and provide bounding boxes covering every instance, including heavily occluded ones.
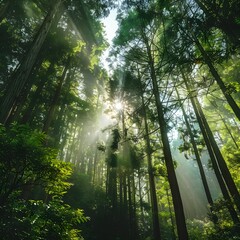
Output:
[194,96,239,223]
[0,0,11,23]
[209,100,239,149]
[175,85,218,223]
[183,74,240,223]
[192,33,240,121]
[194,0,240,47]
[43,59,70,134]
[0,0,63,124]
[194,95,240,212]
[140,78,162,240]
[143,34,189,239]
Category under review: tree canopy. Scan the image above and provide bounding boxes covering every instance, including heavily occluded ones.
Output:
[0,0,240,239]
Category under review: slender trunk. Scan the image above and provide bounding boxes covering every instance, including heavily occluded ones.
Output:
[131,173,138,239]
[109,167,117,209]
[43,60,70,133]
[52,104,67,146]
[195,98,239,223]
[210,101,239,148]
[127,174,134,240]
[123,171,128,213]
[21,63,54,124]
[144,36,188,239]
[192,33,240,121]
[232,118,240,133]
[184,76,239,223]
[92,149,99,184]
[175,86,218,223]
[106,164,109,195]
[220,116,238,148]
[5,55,45,124]
[119,170,123,208]
[166,188,176,240]
[65,121,78,163]
[138,168,145,225]
[195,96,240,213]
[140,81,162,240]
[0,0,63,124]
[87,152,94,180]
[0,0,11,23]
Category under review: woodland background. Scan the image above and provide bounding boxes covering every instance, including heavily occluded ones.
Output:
[0,0,240,239]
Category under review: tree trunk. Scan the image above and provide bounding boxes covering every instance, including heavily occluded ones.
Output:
[8,56,46,124]
[0,0,63,124]
[209,101,239,148]
[184,76,240,223]
[144,37,189,239]
[220,116,239,148]
[194,96,240,213]
[175,85,218,223]
[140,81,162,240]
[192,33,240,121]
[194,98,239,223]
[64,120,78,163]
[20,63,54,124]
[0,0,11,23]
[194,0,240,47]
[137,168,146,226]
[127,174,134,240]
[131,173,138,239]
[43,59,70,133]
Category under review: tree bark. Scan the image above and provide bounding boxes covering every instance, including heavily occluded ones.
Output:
[194,96,240,213]
[0,0,63,124]
[140,80,162,240]
[184,76,240,223]
[194,97,239,223]
[192,33,240,121]
[143,36,189,239]
[175,85,218,223]
[43,59,70,134]
[194,0,240,47]
[0,0,11,23]
[209,101,239,148]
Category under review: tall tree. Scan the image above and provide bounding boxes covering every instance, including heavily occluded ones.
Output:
[175,84,218,223]
[113,5,189,239]
[0,0,63,124]
[183,72,240,223]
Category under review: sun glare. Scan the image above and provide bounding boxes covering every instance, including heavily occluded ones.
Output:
[115,100,123,110]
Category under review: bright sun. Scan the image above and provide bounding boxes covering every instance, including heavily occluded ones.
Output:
[115,100,123,110]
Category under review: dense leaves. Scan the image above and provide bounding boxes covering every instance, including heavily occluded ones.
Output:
[0,0,240,239]
[0,124,88,239]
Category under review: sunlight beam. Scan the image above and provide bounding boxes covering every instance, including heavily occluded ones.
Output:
[114,100,123,111]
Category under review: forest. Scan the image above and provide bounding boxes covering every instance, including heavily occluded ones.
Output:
[0,0,239,239]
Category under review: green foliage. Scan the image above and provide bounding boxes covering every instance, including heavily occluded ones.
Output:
[114,8,154,47]
[0,123,72,202]
[185,198,240,240]
[89,44,108,71]
[187,217,240,240]
[153,163,167,177]
[64,171,135,240]
[186,219,210,240]
[0,124,88,239]
[114,11,141,46]
[0,197,88,240]
[97,142,106,152]
[72,40,86,54]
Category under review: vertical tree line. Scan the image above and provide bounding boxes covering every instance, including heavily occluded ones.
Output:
[0,0,239,239]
